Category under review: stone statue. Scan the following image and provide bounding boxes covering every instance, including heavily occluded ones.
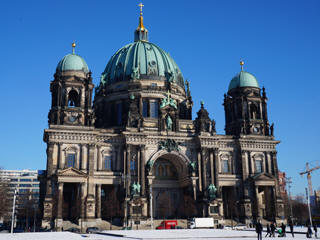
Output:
[270,123,274,136]
[185,79,191,97]
[131,182,141,197]
[131,66,140,80]
[189,161,197,174]
[166,115,173,131]
[146,160,154,173]
[211,119,216,134]
[207,184,217,201]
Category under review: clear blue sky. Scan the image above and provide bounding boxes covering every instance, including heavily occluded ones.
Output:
[1,0,319,196]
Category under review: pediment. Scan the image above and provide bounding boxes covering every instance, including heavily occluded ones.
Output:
[252,172,275,181]
[59,167,86,177]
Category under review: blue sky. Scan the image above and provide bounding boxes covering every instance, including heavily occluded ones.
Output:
[1,0,319,196]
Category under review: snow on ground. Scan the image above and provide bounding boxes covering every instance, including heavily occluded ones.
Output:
[0,228,313,240]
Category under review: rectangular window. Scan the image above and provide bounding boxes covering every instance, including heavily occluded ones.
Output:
[142,100,148,117]
[116,102,122,126]
[67,154,76,168]
[20,179,31,182]
[255,160,263,173]
[130,159,136,171]
[150,100,158,118]
[19,184,31,187]
[222,160,229,173]
[104,156,112,170]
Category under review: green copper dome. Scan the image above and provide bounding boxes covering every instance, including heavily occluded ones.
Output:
[100,41,184,88]
[228,70,259,91]
[56,53,89,73]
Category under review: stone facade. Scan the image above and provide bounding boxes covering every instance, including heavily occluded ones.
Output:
[41,13,284,231]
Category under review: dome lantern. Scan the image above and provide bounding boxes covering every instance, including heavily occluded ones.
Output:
[134,2,149,42]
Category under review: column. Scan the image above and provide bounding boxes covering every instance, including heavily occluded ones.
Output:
[137,148,141,184]
[57,182,64,219]
[46,143,55,175]
[88,144,95,175]
[96,184,101,219]
[213,148,219,194]
[80,182,86,219]
[97,146,102,170]
[255,186,260,218]
[126,146,131,196]
[271,151,280,196]
[58,144,63,169]
[201,148,207,191]
[140,145,146,196]
[81,145,87,171]
[197,151,202,192]
[209,150,214,185]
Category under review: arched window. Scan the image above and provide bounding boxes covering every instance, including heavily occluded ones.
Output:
[68,90,79,107]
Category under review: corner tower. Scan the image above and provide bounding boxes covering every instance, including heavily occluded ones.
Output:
[48,43,95,126]
[223,61,271,136]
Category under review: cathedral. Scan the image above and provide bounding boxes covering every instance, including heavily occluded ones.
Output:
[41,5,284,230]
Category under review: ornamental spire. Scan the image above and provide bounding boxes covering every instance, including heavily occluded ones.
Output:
[240,60,244,71]
[72,41,76,54]
[134,2,149,42]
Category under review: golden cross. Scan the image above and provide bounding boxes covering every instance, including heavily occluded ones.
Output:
[138,2,144,16]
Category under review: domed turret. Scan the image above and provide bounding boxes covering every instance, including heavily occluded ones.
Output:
[228,61,259,91]
[224,61,270,136]
[56,42,89,73]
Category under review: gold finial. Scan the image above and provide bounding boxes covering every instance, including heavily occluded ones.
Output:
[137,3,146,31]
[72,41,76,54]
[138,2,144,16]
[240,60,244,71]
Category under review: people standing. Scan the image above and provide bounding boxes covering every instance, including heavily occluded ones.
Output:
[314,225,318,238]
[307,225,312,238]
[265,224,271,237]
[281,223,286,237]
[256,220,263,240]
[289,222,294,237]
[270,222,276,237]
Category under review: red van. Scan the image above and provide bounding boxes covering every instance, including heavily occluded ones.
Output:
[156,220,178,229]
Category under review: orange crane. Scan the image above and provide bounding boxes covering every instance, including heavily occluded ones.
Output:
[300,162,320,196]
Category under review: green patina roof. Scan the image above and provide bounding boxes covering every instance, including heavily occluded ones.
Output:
[100,41,184,88]
[56,53,89,73]
[228,70,259,91]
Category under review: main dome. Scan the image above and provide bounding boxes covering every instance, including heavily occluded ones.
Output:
[228,70,259,91]
[100,41,184,88]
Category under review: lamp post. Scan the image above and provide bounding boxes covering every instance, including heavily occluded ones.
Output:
[305,188,313,229]
[285,177,293,220]
[11,189,17,234]
[122,174,131,228]
[149,185,153,229]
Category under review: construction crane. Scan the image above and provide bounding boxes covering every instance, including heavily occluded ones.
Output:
[300,162,320,196]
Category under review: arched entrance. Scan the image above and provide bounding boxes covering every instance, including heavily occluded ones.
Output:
[150,152,196,219]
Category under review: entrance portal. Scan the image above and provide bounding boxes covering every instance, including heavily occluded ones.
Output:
[151,153,196,219]
[62,183,80,222]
